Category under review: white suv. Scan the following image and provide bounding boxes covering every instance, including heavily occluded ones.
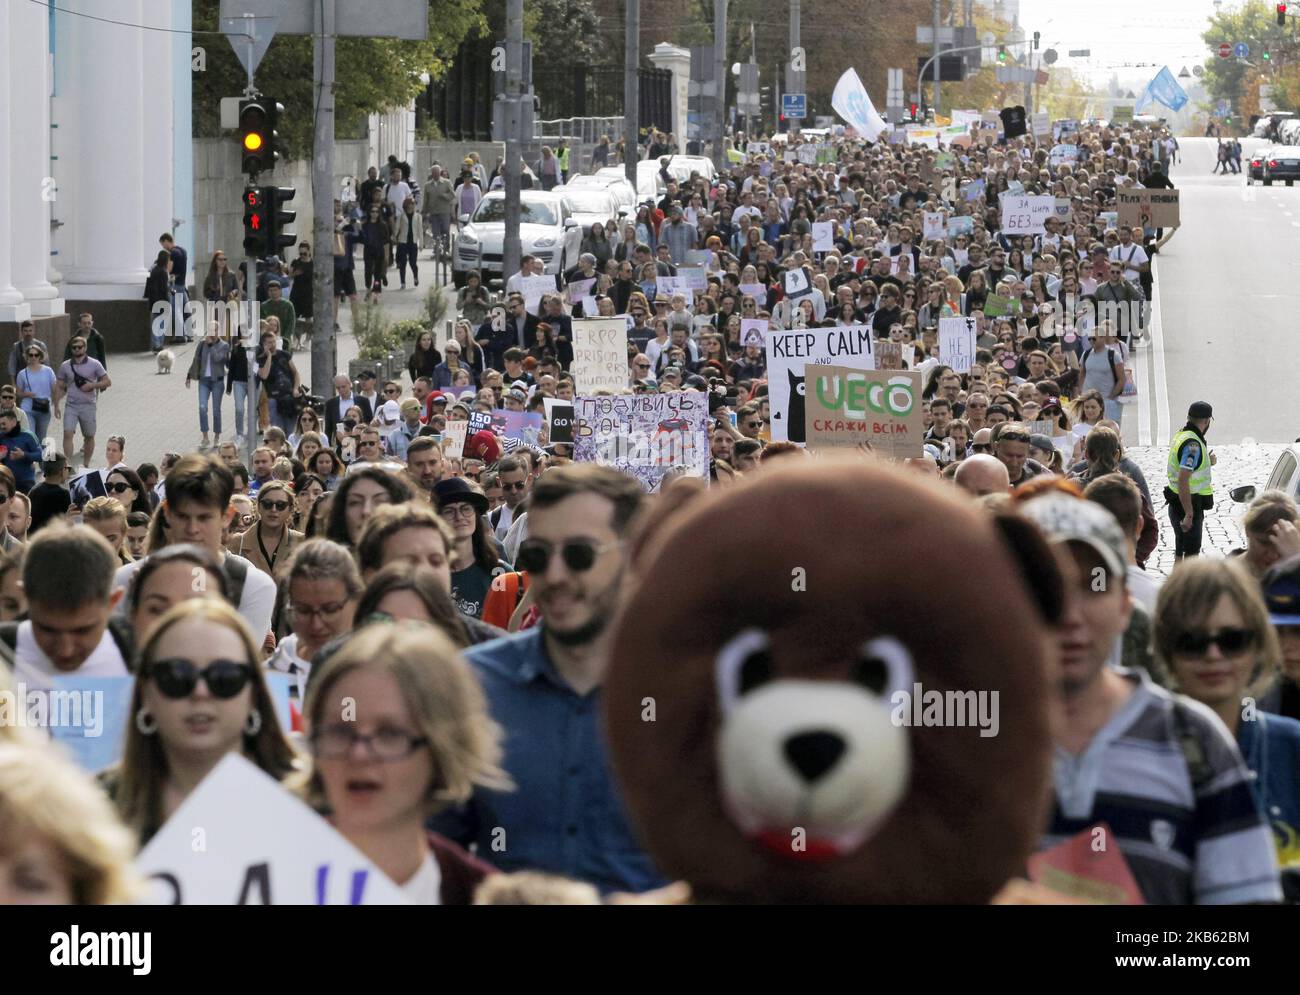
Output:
[453,190,583,287]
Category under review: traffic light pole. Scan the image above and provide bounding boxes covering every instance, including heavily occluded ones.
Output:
[243,255,258,469]
[311,0,337,401]
[503,0,523,285]
[624,0,639,185]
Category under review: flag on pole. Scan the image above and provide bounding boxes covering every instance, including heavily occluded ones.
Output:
[831,68,889,142]
[1134,66,1188,114]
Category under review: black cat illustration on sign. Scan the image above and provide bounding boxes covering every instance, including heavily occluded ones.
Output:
[787,368,806,444]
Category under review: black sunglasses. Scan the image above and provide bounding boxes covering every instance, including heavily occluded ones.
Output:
[516,538,619,575]
[500,481,527,492]
[105,481,134,494]
[972,443,992,452]
[259,499,290,512]
[146,658,255,699]
[1174,627,1255,659]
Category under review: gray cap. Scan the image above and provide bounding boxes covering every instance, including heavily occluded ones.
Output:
[1018,494,1128,580]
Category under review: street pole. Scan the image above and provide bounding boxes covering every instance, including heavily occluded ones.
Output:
[789,0,799,134]
[624,0,639,184]
[750,21,756,137]
[311,0,336,402]
[712,0,728,171]
[503,0,523,285]
[932,0,941,118]
[243,256,257,468]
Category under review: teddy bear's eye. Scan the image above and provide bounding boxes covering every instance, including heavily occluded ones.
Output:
[853,636,914,697]
[715,629,775,713]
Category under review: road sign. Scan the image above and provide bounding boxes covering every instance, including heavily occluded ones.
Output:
[1178,66,1190,78]
[1218,42,1232,58]
[220,13,279,80]
[916,26,956,44]
[1193,64,1204,77]
[782,93,807,119]
[1068,49,1091,57]
[1216,99,1231,116]
[1233,42,1249,58]
[1043,48,1058,65]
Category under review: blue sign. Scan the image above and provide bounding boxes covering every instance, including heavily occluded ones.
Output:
[783,93,807,119]
[1233,42,1249,58]
[1217,99,1231,116]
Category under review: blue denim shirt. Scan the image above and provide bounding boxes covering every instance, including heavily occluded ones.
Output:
[429,627,666,894]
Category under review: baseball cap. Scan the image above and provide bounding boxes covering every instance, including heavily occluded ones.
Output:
[1028,434,1055,454]
[1188,401,1213,420]
[429,393,450,407]
[1018,494,1128,580]
[1262,560,1300,626]
[358,370,377,382]
[505,388,528,403]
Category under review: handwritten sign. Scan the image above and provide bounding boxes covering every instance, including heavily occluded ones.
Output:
[765,325,875,444]
[566,277,596,304]
[570,318,630,394]
[811,222,836,252]
[1000,194,1054,234]
[983,293,1013,318]
[573,392,708,491]
[1116,189,1180,228]
[441,420,468,459]
[740,318,767,348]
[520,274,556,314]
[804,366,923,460]
[922,212,946,241]
[739,282,767,300]
[938,316,977,374]
[1049,144,1079,166]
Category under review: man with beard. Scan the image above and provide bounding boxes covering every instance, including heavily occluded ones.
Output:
[1019,494,1279,905]
[429,465,666,894]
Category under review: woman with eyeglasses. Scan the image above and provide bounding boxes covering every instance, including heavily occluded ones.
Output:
[433,478,510,621]
[1153,558,1300,867]
[267,539,361,688]
[104,599,298,847]
[299,624,507,903]
[16,344,56,443]
[226,480,303,580]
[202,252,241,342]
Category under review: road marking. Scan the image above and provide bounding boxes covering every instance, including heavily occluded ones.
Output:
[1151,254,1172,447]
[1135,332,1152,447]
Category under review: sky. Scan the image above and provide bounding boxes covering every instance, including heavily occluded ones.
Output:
[1016,0,1233,87]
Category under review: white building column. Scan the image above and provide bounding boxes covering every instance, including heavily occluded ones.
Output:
[648,44,691,146]
[59,0,149,290]
[0,0,30,322]
[8,0,60,314]
[140,1,175,271]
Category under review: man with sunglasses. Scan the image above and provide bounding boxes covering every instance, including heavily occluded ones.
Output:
[488,456,530,542]
[432,464,666,894]
[2,523,133,688]
[1020,494,1280,905]
[55,335,110,469]
[7,320,47,385]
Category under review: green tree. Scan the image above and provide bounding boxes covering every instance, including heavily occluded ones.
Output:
[1201,0,1292,118]
[192,0,486,161]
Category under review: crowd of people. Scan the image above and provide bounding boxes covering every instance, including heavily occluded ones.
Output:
[3,108,1299,907]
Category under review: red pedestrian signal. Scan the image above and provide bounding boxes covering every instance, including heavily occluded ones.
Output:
[243,186,269,255]
[1281,4,1289,27]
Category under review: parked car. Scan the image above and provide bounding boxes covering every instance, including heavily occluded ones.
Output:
[1262,146,1300,186]
[552,183,621,230]
[566,173,638,215]
[1231,444,1300,505]
[453,190,583,288]
[663,154,717,183]
[1247,147,1276,184]
[596,162,666,204]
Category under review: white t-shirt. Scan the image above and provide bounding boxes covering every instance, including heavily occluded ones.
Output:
[13,620,129,691]
[399,851,442,905]
[1108,242,1148,282]
[1127,564,1163,615]
[113,551,276,640]
[385,181,413,218]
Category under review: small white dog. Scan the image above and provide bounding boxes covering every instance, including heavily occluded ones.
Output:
[156,349,175,374]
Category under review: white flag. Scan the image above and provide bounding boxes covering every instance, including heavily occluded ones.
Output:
[831,68,888,143]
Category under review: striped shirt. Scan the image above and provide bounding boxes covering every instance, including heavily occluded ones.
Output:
[1043,668,1281,905]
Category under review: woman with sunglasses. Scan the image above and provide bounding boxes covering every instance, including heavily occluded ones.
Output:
[267,539,361,689]
[226,480,303,579]
[299,624,507,903]
[102,465,151,518]
[16,344,56,442]
[106,599,298,846]
[288,408,323,452]
[1153,559,1300,867]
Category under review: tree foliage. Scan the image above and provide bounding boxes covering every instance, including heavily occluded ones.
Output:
[192,0,486,160]
[1200,0,1294,118]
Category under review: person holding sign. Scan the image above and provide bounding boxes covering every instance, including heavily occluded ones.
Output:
[105,599,297,846]
[302,624,507,904]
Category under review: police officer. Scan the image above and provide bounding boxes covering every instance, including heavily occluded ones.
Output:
[1165,401,1216,559]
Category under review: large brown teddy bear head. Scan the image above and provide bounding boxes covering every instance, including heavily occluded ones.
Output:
[605,459,1062,903]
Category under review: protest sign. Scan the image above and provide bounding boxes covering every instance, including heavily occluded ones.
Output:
[797,143,819,165]
[441,420,468,458]
[573,392,708,491]
[685,249,715,271]
[1116,189,1180,228]
[655,275,694,299]
[765,325,875,444]
[739,282,766,300]
[1007,179,1025,196]
[137,754,410,905]
[1000,195,1054,234]
[946,216,974,237]
[1053,197,1072,222]
[983,293,1013,317]
[804,366,923,460]
[874,340,906,371]
[467,410,493,436]
[1048,144,1079,166]
[565,277,596,304]
[263,671,298,731]
[676,266,708,291]
[1053,119,1079,141]
[922,212,945,241]
[580,295,598,318]
[938,316,977,374]
[963,178,986,202]
[544,398,575,444]
[951,109,980,128]
[935,151,956,171]
[1031,111,1051,138]
[740,318,767,348]
[40,676,133,774]
[520,274,556,314]
[490,409,543,445]
[782,267,812,300]
[570,318,630,394]
[905,128,940,148]
[748,141,771,157]
[1027,824,1145,905]
[1098,211,1119,230]
[811,222,836,252]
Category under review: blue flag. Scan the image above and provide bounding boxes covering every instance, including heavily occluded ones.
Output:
[1135,66,1188,113]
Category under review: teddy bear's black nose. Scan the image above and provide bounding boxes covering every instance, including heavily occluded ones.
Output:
[783,730,845,783]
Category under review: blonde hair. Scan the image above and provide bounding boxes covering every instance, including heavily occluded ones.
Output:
[298,624,511,817]
[1152,558,1282,694]
[0,743,142,903]
[83,496,127,529]
[473,871,601,905]
[113,599,299,839]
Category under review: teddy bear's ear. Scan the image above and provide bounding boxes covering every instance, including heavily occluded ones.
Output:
[989,512,1066,626]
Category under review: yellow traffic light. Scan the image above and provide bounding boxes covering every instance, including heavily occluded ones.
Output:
[243,132,264,152]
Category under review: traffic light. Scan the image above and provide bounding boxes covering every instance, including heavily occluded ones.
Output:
[1280,4,1289,27]
[237,98,283,176]
[909,102,918,119]
[1264,49,1272,61]
[997,46,1007,63]
[265,186,297,254]
[1033,31,1040,50]
[242,186,268,255]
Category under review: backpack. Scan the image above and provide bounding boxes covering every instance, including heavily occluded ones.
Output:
[223,552,249,609]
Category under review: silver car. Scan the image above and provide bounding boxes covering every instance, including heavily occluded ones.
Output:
[453,190,583,287]
[552,184,619,232]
